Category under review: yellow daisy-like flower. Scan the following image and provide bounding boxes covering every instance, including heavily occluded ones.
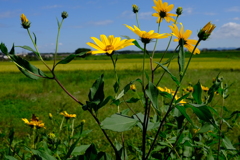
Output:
[130,84,136,91]
[201,85,209,92]
[124,24,170,44]
[60,111,76,118]
[198,22,216,41]
[169,23,200,54]
[20,14,28,23]
[22,114,45,129]
[86,35,135,55]
[152,0,177,23]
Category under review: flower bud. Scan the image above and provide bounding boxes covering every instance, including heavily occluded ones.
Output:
[198,22,216,41]
[132,4,139,13]
[61,11,68,19]
[20,14,31,29]
[176,7,183,16]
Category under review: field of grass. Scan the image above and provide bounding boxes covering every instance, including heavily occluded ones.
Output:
[0,51,240,155]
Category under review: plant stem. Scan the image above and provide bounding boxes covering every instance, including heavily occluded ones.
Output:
[217,94,224,160]
[145,39,201,160]
[135,12,140,29]
[54,19,64,67]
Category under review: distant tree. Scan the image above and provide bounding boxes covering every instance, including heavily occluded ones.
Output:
[74,48,91,54]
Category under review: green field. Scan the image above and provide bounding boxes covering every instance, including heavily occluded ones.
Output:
[0,51,240,157]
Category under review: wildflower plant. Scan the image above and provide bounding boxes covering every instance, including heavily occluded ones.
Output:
[0,1,239,160]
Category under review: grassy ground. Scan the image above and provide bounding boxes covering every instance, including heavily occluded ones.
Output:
[0,51,240,153]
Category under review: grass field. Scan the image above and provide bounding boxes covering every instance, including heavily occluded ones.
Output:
[0,52,240,155]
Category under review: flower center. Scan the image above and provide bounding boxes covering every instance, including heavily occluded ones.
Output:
[105,45,114,51]
[159,11,167,18]
[179,38,187,45]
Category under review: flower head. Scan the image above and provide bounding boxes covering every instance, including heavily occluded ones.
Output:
[61,11,68,19]
[130,84,136,91]
[198,22,216,40]
[125,24,170,44]
[176,7,183,16]
[60,111,76,119]
[201,85,209,92]
[169,23,200,54]
[20,14,31,29]
[132,4,139,13]
[22,114,45,129]
[152,0,177,23]
[86,35,135,55]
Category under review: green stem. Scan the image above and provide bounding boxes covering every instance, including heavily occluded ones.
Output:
[217,93,224,160]
[151,22,161,58]
[53,19,64,67]
[135,12,140,29]
[145,39,201,160]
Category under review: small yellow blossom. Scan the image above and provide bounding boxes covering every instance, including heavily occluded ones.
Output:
[152,0,177,23]
[86,35,135,55]
[130,84,136,91]
[198,22,216,40]
[48,132,56,139]
[125,24,170,44]
[201,85,209,92]
[60,111,76,119]
[175,95,186,104]
[81,119,86,124]
[192,128,200,134]
[169,23,200,54]
[20,14,31,29]
[132,4,139,13]
[22,114,45,129]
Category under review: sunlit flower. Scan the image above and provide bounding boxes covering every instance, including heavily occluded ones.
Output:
[198,22,216,40]
[48,132,56,139]
[152,0,177,23]
[157,86,174,94]
[125,24,170,44]
[132,4,139,13]
[130,84,136,91]
[60,111,76,119]
[86,35,135,55]
[20,14,31,29]
[169,23,200,54]
[201,85,209,92]
[175,95,187,104]
[22,114,45,129]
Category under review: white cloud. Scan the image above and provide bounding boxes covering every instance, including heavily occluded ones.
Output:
[226,6,240,12]
[183,7,193,15]
[0,11,16,18]
[212,22,240,38]
[233,17,240,21]
[42,5,62,9]
[88,20,113,26]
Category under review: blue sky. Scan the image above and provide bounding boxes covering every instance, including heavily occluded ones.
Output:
[1,0,240,53]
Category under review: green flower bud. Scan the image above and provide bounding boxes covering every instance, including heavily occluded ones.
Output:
[176,7,183,16]
[132,4,139,13]
[20,14,31,29]
[61,11,68,19]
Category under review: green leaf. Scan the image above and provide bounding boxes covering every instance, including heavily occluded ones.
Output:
[3,44,47,79]
[178,44,185,79]
[175,105,194,126]
[4,156,18,160]
[145,81,159,110]
[0,43,8,54]
[101,114,139,132]
[155,61,180,86]
[65,136,82,159]
[133,113,160,131]
[207,74,222,103]
[17,45,41,58]
[222,136,236,150]
[33,32,37,45]
[125,97,140,103]
[30,149,57,160]
[198,123,214,133]
[88,74,104,102]
[71,144,91,156]
[192,81,202,104]
[56,52,87,65]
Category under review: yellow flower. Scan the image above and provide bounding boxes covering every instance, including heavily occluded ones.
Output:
[152,0,177,23]
[175,95,186,104]
[198,22,216,40]
[130,84,136,91]
[22,114,45,129]
[20,14,30,29]
[86,35,135,55]
[201,85,209,92]
[157,86,174,94]
[60,111,76,118]
[169,23,200,54]
[132,4,139,13]
[48,132,56,139]
[124,24,170,44]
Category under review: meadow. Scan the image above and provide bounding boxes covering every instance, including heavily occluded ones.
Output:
[0,51,240,156]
